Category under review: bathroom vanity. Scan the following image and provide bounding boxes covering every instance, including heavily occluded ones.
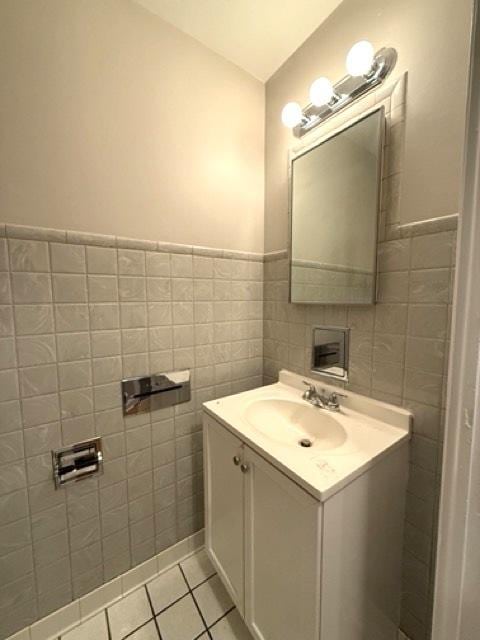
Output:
[203,370,411,640]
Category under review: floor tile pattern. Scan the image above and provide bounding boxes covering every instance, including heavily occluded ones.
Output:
[59,550,253,640]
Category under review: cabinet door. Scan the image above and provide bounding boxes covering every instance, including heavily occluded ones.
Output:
[244,446,322,640]
[203,415,245,613]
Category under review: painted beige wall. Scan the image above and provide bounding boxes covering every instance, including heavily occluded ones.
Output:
[0,0,265,252]
[265,0,472,252]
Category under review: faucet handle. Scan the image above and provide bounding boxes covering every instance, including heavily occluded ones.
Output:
[302,381,316,400]
[327,391,347,410]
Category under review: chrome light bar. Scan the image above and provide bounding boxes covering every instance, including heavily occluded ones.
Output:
[293,47,397,138]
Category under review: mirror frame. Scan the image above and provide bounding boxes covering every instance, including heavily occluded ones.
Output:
[287,105,385,305]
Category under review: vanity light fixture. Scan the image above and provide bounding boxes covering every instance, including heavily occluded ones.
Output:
[281,101,304,128]
[309,77,338,107]
[282,40,397,138]
[345,40,375,77]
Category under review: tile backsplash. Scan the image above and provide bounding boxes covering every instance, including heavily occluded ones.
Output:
[263,221,456,640]
[0,225,263,639]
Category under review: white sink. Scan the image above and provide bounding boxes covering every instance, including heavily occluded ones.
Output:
[203,369,412,501]
[203,369,411,640]
[244,398,347,451]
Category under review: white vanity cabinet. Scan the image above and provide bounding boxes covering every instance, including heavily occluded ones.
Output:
[204,415,321,640]
[204,417,245,612]
[203,411,408,640]
[243,444,321,640]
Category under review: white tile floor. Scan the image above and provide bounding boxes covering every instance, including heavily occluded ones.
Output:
[60,549,254,640]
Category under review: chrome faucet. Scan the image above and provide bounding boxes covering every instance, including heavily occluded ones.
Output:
[302,382,326,408]
[302,381,346,412]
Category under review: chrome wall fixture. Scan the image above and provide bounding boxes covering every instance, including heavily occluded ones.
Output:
[122,369,191,416]
[281,40,397,138]
[52,438,103,488]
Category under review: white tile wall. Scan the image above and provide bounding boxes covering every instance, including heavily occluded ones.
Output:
[263,228,455,640]
[0,231,263,639]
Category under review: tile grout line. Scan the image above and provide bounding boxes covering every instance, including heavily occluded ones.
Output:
[169,253,182,553]
[178,562,213,640]
[143,246,158,563]
[108,591,157,640]
[144,570,216,619]
[117,617,155,640]
[105,606,112,640]
[103,608,112,640]
[206,604,236,631]
[115,245,135,576]
[143,583,163,640]
[6,237,41,626]
[48,239,80,610]
[123,249,154,564]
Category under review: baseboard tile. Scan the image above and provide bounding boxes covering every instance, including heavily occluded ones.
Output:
[8,530,205,640]
[120,529,205,598]
[79,576,122,623]
[7,530,409,640]
[7,630,32,640]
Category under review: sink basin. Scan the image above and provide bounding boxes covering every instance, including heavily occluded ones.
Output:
[244,398,347,451]
[204,369,411,500]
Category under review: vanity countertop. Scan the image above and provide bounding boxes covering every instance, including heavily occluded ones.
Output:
[203,369,411,502]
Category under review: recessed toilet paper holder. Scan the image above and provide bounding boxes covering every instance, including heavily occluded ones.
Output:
[52,437,103,489]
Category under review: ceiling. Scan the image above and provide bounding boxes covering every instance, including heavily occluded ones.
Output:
[133,0,343,81]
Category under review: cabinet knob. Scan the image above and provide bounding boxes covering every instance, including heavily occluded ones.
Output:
[233,456,241,466]
[240,463,249,473]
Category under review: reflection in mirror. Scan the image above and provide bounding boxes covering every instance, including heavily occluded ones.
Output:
[289,108,384,305]
[311,326,349,381]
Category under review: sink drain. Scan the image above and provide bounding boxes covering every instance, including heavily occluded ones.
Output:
[299,438,313,448]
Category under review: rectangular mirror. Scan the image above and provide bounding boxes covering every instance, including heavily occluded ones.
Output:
[289,107,385,305]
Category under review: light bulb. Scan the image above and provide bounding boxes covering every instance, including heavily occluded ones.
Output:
[346,40,375,76]
[309,77,335,107]
[281,102,303,128]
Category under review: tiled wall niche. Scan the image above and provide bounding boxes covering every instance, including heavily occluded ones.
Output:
[0,224,263,639]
